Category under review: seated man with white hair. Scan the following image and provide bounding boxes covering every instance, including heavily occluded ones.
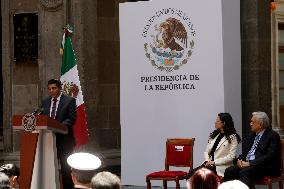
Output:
[223,111,281,188]
[218,180,248,189]
[91,171,120,189]
[67,152,101,189]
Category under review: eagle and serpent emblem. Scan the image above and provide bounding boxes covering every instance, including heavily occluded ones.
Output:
[62,81,79,98]
[144,17,194,72]
[22,113,36,132]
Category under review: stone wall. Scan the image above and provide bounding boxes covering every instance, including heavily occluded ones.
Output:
[1,0,122,169]
[240,0,272,148]
[95,0,120,150]
[2,0,67,153]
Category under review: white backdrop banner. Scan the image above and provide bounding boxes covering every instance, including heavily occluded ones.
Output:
[120,0,241,186]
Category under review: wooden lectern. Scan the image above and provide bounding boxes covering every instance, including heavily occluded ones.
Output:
[13,115,67,189]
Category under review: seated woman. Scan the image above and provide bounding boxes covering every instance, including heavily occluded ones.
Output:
[203,113,241,177]
[187,167,219,189]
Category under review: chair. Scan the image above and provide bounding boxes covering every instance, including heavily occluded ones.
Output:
[146,138,195,189]
[253,139,284,189]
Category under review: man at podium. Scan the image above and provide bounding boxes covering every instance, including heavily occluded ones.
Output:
[41,79,76,189]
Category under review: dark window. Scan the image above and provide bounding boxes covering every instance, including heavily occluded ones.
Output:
[13,13,38,62]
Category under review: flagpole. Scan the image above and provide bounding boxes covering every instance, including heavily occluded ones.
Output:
[66,0,72,25]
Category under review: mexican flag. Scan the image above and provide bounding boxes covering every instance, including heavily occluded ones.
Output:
[60,26,89,148]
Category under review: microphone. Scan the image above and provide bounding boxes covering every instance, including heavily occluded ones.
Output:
[36,108,44,115]
[31,109,39,115]
[31,108,44,115]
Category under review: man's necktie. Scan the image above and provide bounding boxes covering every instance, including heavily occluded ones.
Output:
[50,98,57,119]
[246,135,260,161]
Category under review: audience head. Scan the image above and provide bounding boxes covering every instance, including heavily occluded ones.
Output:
[0,172,12,189]
[218,180,249,189]
[187,168,219,189]
[67,152,101,187]
[91,171,120,189]
[0,164,19,188]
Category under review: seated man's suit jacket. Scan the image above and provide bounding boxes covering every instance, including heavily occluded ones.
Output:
[238,128,281,175]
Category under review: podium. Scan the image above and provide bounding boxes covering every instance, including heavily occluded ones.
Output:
[13,115,67,189]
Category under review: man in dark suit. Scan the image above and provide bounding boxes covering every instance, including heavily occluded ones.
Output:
[42,79,76,189]
[223,111,281,188]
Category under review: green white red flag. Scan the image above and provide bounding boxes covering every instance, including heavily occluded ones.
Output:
[60,26,89,148]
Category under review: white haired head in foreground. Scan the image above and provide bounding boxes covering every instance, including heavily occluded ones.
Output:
[218,180,249,189]
[91,171,120,189]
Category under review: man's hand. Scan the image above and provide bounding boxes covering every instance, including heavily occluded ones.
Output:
[237,159,242,168]
[241,161,250,168]
[237,159,250,169]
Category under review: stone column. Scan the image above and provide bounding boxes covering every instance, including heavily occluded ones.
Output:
[271,2,284,137]
[38,0,66,101]
[241,0,272,147]
[1,0,13,152]
[72,0,100,151]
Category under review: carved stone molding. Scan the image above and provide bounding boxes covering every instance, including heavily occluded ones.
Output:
[40,0,63,11]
